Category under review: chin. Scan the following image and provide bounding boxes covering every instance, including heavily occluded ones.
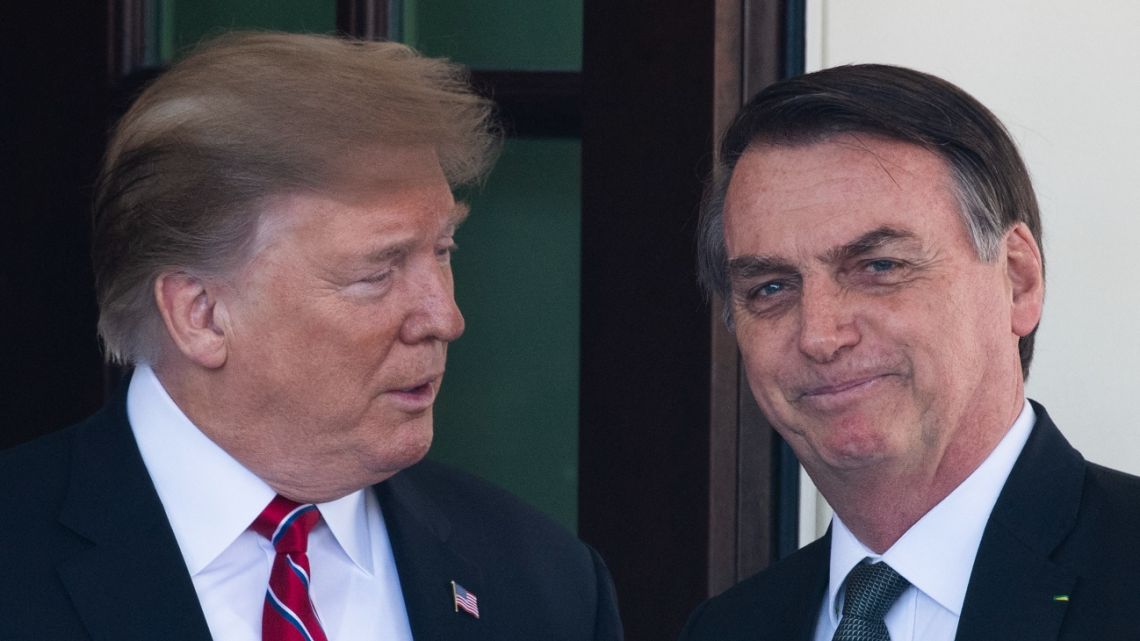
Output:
[825,444,891,470]
[399,433,433,467]
[811,418,895,467]
[369,421,434,477]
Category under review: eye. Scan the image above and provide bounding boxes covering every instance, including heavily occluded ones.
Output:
[866,259,898,273]
[359,270,392,285]
[752,281,786,298]
[734,277,799,317]
[742,278,797,304]
[850,257,913,288]
[436,241,458,263]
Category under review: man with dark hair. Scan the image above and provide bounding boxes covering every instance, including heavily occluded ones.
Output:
[0,32,621,641]
[681,64,1140,641]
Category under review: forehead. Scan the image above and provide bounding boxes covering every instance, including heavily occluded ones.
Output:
[722,136,969,257]
[243,147,460,268]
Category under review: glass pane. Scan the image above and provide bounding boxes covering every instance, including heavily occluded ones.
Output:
[431,138,581,532]
[159,0,336,61]
[404,0,582,71]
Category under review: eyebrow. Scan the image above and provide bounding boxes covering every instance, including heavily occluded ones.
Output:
[819,225,919,264]
[361,203,471,264]
[727,225,919,280]
[363,244,407,265]
[449,202,471,229]
[727,255,797,280]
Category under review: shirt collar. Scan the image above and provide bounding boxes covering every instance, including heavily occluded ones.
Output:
[127,365,375,576]
[825,399,1036,625]
[319,489,376,575]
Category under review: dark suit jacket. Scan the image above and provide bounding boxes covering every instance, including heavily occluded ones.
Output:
[0,387,622,641]
[680,401,1140,641]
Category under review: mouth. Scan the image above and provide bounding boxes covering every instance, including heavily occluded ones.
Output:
[796,373,894,409]
[387,374,442,412]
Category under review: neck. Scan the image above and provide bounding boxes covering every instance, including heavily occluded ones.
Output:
[815,395,1025,554]
[823,471,970,553]
[150,359,385,504]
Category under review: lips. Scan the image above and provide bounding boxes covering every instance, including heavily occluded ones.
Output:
[794,372,897,410]
[802,374,884,397]
[399,381,433,394]
[387,373,442,412]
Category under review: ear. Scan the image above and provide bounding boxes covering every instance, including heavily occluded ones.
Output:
[154,272,229,369]
[1004,223,1044,337]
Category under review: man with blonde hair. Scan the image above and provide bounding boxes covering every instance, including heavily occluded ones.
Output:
[1,32,621,641]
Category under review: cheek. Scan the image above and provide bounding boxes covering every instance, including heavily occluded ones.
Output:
[736,306,803,356]
[945,269,1011,343]
[307,313,410,403]
[338,308,404,357]
[883,275,1007,384]
[737,327,794,411]
[229,269,310,340]
[736,323,772,375]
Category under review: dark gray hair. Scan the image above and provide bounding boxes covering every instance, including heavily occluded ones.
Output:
[93,31,500,364]
[697,64,1042,376]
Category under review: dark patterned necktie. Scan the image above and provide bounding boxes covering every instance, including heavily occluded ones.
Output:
[832,561,910,641]
[252,495,329,641]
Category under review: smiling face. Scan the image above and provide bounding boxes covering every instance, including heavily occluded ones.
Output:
[210,146,465,499]
[724,136,1031,491]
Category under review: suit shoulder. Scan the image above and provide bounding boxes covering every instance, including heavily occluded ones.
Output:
[1077,460,1140,537]
[395,458,583,551]
[1085,461,1140,495]
[0,421,82,513]
[0,418,93,599]
[0,399,121,481]
[0,403,127,544]
[681,537,827,640]
[386,459,622,640]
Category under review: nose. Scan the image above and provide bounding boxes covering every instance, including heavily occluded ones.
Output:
[797,279,859,363]
[401,260,465,344]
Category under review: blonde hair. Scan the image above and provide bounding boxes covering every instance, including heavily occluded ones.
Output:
[93,31,499,364]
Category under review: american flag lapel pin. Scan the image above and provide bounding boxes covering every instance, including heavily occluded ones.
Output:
[451,580,480,619]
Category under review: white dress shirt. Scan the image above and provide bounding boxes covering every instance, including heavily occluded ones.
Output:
[127,365,414,641]
[812,400,1036,641]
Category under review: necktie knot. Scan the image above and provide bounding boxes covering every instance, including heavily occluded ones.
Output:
[833,561,910,641]
[252,495,320,554]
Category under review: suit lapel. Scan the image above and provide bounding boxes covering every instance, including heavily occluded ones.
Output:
[778,535,831,641]
[56,389,213,641]
[732,533,829,641]
[955,402,1083,641]
[378,471,490,641]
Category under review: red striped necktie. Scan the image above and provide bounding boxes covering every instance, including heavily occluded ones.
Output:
[252,495,329,641]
